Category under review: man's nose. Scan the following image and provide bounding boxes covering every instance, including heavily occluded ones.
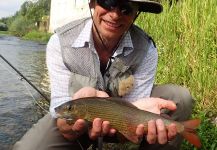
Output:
[109,7,123,19]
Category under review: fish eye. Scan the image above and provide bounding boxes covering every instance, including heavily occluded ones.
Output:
[68,105,72,110]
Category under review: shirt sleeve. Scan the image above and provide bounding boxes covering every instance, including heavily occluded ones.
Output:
[46,34,72,117]
[124,40,158,101]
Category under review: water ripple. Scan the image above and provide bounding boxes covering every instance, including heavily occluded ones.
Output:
[0,35,50,150]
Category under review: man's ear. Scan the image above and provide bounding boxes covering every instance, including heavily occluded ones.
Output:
[89,0,95,8]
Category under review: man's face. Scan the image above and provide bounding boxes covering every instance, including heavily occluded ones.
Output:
[92,0,138,40]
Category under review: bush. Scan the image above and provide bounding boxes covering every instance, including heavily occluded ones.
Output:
[9,16,36,36]
[0,22,8,31]
[23,30,52,43]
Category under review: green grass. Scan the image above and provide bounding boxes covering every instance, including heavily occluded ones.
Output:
[0,30,52,43]
[22,30,52,43]
[0,31,12,35]
[136,0,217,149]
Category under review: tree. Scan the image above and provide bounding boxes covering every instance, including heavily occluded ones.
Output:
[20,1,33,16]
[26,0,51,23]
[9,16,35,36]
[2,0,51,35]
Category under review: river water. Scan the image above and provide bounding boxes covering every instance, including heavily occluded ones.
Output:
[0,34,50,150]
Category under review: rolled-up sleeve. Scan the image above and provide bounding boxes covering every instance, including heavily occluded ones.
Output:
[46,34,72,118]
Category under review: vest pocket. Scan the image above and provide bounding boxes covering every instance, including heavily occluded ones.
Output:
[68,72,97,97]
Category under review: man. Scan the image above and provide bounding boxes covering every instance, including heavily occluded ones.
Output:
[13,0,193,150]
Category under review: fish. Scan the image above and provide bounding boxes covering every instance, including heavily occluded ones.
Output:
[55,97,201,148]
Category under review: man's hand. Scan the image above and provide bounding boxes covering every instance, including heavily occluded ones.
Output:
[133,97,177,144]
[132,97,177,114]
[56,87,116,141]
[57,118,87,141]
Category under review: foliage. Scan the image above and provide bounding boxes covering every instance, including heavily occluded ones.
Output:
[0,0,51,36]
[0,15,17,28]
[21,0,51,23]
[0,31,10,35]
[0,22,8,31]
[9,16,35,36]
[136,0,217,149]
[181,112,217,150]
[22,30,52,43]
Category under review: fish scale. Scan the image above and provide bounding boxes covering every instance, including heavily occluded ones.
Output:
[83,99,129,130]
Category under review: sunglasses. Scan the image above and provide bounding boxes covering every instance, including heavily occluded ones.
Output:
[96,0,139,15]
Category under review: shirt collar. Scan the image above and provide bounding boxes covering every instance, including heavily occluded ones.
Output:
[72,20,134,56]
[114,31,134,57]
[71,19,92,48]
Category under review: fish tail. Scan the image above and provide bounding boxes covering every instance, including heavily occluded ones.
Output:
[181,119,201,148]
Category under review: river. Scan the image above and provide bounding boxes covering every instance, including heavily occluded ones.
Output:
[0,34,50,150]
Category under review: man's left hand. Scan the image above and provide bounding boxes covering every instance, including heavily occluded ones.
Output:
[132,97,177,144]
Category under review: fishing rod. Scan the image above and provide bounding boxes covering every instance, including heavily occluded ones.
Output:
[0,54,50,102]
[1,54,101,150]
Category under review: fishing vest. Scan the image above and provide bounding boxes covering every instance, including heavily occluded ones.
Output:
[56,18,155,97]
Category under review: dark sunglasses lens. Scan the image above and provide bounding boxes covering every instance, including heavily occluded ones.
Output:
[120,3,133,15]
[97,0,138,15]
[97,0,117,10]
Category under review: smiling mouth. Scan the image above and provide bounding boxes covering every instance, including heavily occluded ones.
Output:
[103,20,121,29]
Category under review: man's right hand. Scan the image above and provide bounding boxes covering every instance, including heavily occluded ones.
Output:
[56,87,116,141]
[57,118,87,141]
[57,117,116,141]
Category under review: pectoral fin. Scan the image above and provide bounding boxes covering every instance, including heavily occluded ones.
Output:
[122,132,140,144]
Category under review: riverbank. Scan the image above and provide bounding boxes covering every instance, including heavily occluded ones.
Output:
[22,31,52,43]
[0,31,12,35]
[0,30,52,43]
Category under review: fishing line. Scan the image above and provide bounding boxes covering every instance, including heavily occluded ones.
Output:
[22,81,49,113]
[0,56,85,149]
[0,56,49,113]
[0,54,50,101]
[0,59,18,79]
[76,139,85,150]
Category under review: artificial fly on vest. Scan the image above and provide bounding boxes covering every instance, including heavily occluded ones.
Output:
[55,97,202,148]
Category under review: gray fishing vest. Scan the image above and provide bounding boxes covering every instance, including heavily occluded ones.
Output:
[56,18,154,97]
